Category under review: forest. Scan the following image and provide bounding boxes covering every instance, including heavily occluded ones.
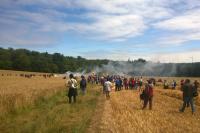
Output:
[0,47,108,73]
[0,47,200,77]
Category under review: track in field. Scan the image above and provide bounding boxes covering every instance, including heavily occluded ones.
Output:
[88,89,200,133]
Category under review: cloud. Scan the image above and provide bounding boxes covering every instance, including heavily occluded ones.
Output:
[81,49,152,61]
[0,0,174,45]
[0,0,200,57]
[0,8,68,46]
[156,32,200,46]
[69,14,146,41]
[81,49,200,63]
[154,9,200,31]
[154,8,200,45]
[152,50,200,63]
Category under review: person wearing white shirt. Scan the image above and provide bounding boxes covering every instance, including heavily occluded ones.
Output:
[104,79,113,99]
[66,74,78,103]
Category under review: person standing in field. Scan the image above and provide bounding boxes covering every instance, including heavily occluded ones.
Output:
[102,77,107,94]
[119,77,123,90]
[66,74,78,104]
[192,80,199,98]
[171,80,177,89]
[80,75,87,95]
[132,78,135,90]
[163,80,169,89]
[124,78,129,90]
[179,79,195,114]
[104,79,113,99]
[115,78,120,91]
[193,80,199,93]
[142,80,154,110]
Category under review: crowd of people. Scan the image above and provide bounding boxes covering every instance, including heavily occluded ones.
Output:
[65,73,199,114]
[100,75,143,92]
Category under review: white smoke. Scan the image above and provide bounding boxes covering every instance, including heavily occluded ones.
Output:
[65,70,86,77]
[91,61,178,76]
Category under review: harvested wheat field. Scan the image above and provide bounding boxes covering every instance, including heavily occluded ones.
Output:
[0,70,65,114]
[88,88,200,133]
[0,70,101,132]
[1,70,200,133]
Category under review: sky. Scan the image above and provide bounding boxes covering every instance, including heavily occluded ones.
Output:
[0,0,200,63]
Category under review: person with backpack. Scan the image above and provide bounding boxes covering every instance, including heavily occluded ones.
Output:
[104,79,113,99]
[115,78,120,91]
[179,79,195,114]
[66,74,78,104]
[193,80,199,96]
[123,78,129,90]
[80,75,87,95]
[142,80,154,110]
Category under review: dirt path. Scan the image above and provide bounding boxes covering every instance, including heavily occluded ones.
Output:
[88,89,200,133]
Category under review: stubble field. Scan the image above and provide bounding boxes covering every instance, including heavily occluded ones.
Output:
[88,89,200,133]
[0,70,200,133]
[0,70,100,133]
[88,77,200,133]
[0,70,65,114]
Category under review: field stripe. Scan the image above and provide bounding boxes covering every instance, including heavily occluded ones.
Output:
[89,89,200,133]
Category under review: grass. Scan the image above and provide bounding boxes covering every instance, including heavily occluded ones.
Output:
[0,70,101,133]
[0,83,100,133]
[0,74,65,114]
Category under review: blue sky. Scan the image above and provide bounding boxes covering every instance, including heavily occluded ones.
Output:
[0,0,200,63]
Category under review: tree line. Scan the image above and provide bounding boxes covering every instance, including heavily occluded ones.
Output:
[0,47,108,73]
[0,47,200,76]
[128,61,200,77]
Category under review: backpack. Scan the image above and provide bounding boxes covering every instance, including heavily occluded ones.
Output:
[148,86,153,96]
[70,79,77,89]
[193,86,199,97]
[140,90,145,100]
[193,91,199,97]
[115,79,120,86]
[144,84,153,97]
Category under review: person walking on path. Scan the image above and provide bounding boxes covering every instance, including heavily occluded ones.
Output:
[66,74,78,103]
[104,79,113,99]
[193,80,199,96]
[179,79,195,114]
[142,80,154,110]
